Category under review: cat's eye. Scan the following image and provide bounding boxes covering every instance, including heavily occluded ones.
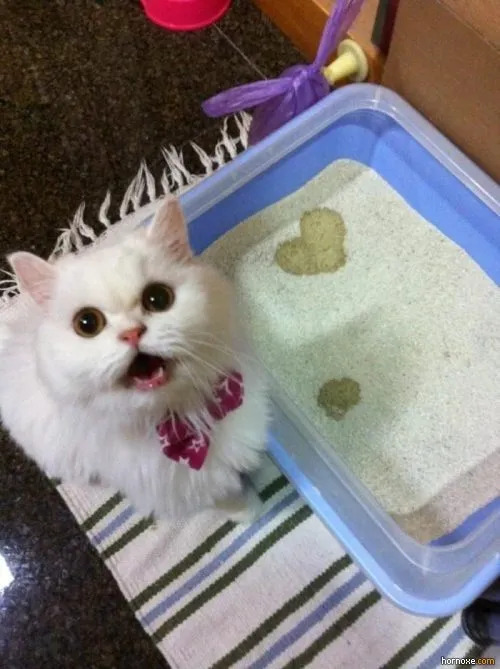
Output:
[73,307,106,338]
[141,283,175,313]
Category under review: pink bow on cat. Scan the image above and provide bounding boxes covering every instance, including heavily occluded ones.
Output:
[156,371,244,470]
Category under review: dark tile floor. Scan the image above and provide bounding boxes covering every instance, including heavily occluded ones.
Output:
[0,1,299,666]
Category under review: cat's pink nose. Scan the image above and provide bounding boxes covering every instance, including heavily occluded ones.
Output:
[119,325,146,348]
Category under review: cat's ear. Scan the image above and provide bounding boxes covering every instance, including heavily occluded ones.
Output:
[8,252,56,306]
[147,197,192,262]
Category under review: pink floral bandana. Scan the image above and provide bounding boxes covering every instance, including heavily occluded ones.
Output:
[156,371,244,470]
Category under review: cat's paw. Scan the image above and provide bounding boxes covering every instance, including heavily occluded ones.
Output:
[215,485,262,525]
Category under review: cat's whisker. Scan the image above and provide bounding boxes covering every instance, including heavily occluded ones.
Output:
[187,341,235,365]
[187,340,258,378]
[175,344,228,379]
[188,330,259,365]
[179,359,207,403]
[101,354,131,381]
[178,361,214,434]
[163,328,240,363]
[187,337,257,367]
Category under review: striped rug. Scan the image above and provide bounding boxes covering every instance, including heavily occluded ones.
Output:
[4,116,486,668]
[55,456,484,669]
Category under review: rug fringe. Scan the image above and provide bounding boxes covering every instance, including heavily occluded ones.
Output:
[0,270,18,303]
[0,112,250,309]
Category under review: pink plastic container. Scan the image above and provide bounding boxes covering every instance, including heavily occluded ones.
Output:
[141,0,231,31]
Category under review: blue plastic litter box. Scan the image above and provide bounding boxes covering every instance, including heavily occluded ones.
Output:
[147,84,500,617]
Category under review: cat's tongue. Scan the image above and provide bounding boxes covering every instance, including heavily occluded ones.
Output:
[127,353,170,391]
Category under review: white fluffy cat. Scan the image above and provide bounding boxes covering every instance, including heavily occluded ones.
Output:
[0,197,269,522]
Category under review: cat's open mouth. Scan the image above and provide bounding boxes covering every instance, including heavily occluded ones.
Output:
[125,353,173,391]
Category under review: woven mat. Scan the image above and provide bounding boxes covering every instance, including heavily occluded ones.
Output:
[56,456,482,669]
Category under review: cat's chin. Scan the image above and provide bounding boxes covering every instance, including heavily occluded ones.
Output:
[123,352,176,392]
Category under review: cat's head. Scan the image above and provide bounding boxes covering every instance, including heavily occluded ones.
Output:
[8,198,237,417]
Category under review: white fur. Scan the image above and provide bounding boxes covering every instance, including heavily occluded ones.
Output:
[0,199,269,521]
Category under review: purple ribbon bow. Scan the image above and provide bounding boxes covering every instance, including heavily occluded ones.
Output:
[202,0,366,145]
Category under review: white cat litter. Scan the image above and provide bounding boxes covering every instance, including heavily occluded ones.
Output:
[203,158,500,542]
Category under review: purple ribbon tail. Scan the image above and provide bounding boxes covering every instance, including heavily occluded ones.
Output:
[202,78,291,118]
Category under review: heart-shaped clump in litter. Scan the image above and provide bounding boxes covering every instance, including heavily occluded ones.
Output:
[317,377,361,420]
[275,208,346,275]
